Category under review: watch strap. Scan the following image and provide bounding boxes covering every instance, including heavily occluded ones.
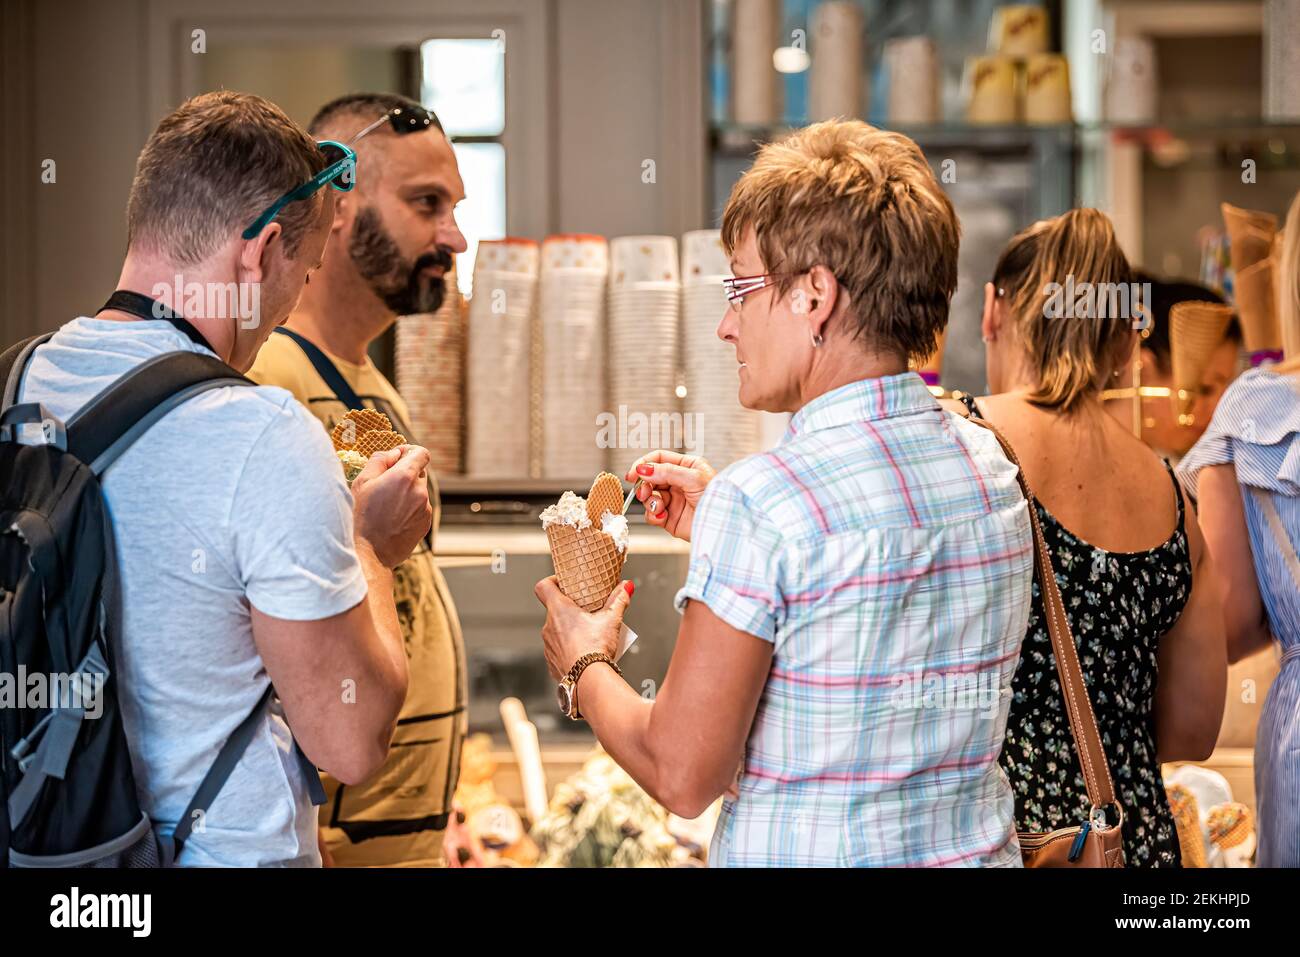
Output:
[566,652,621,720]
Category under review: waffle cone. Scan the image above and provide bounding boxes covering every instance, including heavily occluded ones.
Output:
[346,407,393,435]
[1235,258,1281,353]
[1166,784,1207,868]
[332,408,395,451]
[1171,301,1234,417]
[355,428,406,457]
[546,523,626,613]
[1207,803,1254,851]
[1222,202,1278,276]
[586,472,625,524]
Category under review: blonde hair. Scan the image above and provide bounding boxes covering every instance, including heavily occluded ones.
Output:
[992,208,1134,411]
[1280,190,1300,371]
[720,120,959,363]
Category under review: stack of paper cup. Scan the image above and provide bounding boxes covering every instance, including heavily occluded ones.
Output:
[395,269,465,475]
[885,37,941,125]
[538,234,610,479]
[808,1,865,121]
[989,4,1049,58]
[465,238,538,478]
[608,236,682,465]
[1105,36,1157,125]
[680,229,762,471]
[732,0,780,125]
[1024,53,1072,124]
[965,56,1020,124]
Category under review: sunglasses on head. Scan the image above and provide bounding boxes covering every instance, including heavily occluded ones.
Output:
[347,104,440,144]
[242,139,356,241]
[241,105,441,242]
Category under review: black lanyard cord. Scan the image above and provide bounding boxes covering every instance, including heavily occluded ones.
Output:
[97,289,217,355]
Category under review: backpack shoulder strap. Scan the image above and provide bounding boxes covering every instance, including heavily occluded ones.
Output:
[65,352,251,474]
[165,687,326,865]
[1,333,54,413]
[273,327,365,410]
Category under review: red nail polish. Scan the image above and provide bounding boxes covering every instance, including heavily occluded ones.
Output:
[636,464,654,476]
[624,581,635,596]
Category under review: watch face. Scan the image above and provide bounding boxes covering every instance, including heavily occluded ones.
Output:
[557,682,572,716]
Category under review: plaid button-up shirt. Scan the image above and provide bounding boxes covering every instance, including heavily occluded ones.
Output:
[675,373,1033,867]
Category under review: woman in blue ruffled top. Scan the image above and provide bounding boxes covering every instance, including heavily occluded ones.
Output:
[1179,190,1300,867]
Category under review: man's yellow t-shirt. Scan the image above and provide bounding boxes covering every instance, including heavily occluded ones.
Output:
[248,330,467,867]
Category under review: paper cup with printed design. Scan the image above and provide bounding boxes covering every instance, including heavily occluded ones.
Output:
[542,233,609,273]
[965,56,1020,124]
[610,235,680,286]
[989,4,1049,58]
[682,229,730,283]
[1024,53,1072,125]
[474,237,540,278]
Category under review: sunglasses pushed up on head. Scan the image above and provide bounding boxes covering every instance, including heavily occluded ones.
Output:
[242,104,440,241]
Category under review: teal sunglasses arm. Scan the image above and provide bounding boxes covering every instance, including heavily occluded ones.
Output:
[241,140,356,240]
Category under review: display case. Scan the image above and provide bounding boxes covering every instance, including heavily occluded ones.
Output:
[706,0,1300,398]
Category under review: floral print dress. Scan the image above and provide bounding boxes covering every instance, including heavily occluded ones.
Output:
[964,396,1190,867]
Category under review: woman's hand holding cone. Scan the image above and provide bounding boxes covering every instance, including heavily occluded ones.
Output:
[535,576,634,679]
[624,451,717,543]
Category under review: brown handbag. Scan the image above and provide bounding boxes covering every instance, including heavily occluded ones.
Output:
[965,415,1126,868]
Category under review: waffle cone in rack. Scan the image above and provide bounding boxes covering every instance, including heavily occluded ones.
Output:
[1221,203,1277,277]
[546,523,626,613]
[585,472,625,524]
[1235,258,1281,354]
[1170,301,1234,419]
[1222,203,1282,360]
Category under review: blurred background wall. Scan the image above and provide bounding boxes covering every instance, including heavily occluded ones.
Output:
[0,0,707,345]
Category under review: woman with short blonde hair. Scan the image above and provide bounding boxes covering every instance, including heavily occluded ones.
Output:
[535,120,1036,866]
[1179,190,1300,866]
[959,207,1226,867]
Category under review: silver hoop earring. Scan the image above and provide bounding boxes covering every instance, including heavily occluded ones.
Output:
[981,335,993,344]
[810,331,824,348]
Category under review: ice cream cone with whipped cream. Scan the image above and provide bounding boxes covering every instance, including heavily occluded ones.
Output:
[541,473,630,612]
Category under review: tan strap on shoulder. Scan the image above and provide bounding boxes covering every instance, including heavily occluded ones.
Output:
[960,413,1118,812]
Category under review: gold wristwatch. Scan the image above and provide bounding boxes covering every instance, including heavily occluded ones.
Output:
[557,652,622,721]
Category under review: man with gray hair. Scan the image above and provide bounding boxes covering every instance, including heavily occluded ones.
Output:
[10,91,429,865]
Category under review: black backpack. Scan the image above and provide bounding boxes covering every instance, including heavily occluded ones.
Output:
[0,334,324,867]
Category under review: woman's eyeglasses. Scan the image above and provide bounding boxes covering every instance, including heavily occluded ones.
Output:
[723,273,799,312]
[242,105,442,241]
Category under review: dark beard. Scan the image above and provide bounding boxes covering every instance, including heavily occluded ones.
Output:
[347,206,453,316]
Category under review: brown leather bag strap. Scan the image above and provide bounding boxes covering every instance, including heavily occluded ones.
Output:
[961,414,1119,814]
